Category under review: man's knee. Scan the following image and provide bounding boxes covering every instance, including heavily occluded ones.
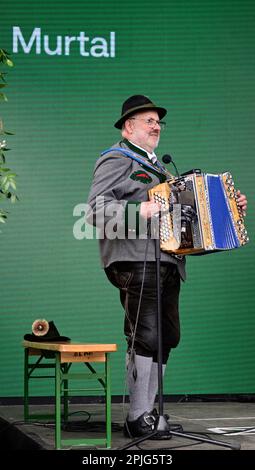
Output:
[136,331,158,355]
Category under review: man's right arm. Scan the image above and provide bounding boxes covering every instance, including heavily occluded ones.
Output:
[86,152,160,234]
[86,153,134,229]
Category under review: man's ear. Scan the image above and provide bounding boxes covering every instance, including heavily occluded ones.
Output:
[124,118,134,135]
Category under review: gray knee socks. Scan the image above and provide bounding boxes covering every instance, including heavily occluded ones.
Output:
[148,361,166,412]
[127,353,153,421]
[127,353,167,421]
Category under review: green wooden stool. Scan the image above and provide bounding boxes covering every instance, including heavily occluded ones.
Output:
[23,340,117,449]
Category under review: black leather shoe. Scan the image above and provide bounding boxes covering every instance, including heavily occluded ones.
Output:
[151,408,183,433]
[123,411,157,438]
[123,411,172,440]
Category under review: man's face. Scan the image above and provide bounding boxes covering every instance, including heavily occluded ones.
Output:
[127,110,161,153]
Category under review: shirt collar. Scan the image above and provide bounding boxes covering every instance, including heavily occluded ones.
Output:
[128,140,157,164]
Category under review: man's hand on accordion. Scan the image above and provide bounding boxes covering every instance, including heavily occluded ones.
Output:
[236,190,247,215]
[140,201,160,219]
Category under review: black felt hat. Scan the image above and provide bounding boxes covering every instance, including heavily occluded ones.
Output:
[24,320,70,342]
[114,94,167,129]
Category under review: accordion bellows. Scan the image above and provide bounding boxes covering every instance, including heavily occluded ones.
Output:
[148,171,249,255]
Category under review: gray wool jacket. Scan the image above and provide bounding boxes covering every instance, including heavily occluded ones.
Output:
[86,139,186,280]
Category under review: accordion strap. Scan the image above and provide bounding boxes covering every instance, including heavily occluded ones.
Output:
[101,147,171,178]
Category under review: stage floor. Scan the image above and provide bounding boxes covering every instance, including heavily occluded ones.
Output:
[1,401,255,451]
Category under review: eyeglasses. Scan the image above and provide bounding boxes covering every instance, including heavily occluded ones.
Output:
[129,117,166,130]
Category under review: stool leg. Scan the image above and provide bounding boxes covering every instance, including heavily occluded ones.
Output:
[105,353,111,448]
[24,348,29,421]
[63,363,69,423]
[55,352,62,449]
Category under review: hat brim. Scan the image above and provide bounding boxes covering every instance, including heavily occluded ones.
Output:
[114,105,167,129]
[24,334,70,342]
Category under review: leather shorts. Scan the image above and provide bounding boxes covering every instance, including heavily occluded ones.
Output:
[105,261,181,363]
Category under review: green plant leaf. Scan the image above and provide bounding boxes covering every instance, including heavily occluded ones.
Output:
[3,130,14,135]
[9,180,17,190]
[0,154,6,163]
[6,59,14,67]
[0,167,10,172]
[2,181,9,191]
[0,92,7,101]
[0,73,7,83]
[1,175,7,185]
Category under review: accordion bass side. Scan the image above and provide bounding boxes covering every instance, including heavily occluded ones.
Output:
[148,171,249,255]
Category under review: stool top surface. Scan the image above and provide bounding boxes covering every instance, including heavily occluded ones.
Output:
[23,340,117,353]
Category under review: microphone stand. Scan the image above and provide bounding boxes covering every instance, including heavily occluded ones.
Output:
[119,212,240,451]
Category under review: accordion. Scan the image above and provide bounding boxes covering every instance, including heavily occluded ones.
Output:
[148,171,249,255]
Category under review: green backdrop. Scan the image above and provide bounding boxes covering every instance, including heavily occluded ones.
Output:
[0,0,254,398]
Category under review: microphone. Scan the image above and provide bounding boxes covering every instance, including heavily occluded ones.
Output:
[162,154,172,164]
[162,154,180,177]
